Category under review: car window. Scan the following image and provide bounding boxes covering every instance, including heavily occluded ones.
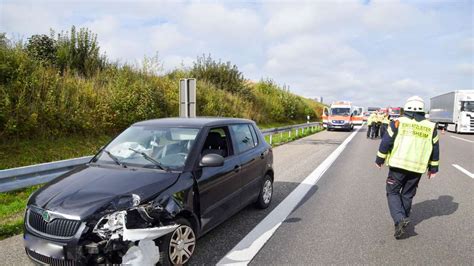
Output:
[249,124,259,146]
[230,124,256,154]
[201,126,233,158]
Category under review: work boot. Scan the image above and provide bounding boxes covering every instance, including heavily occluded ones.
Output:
[394,218,410,239]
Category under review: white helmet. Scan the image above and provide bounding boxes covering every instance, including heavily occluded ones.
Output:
[404,96,425,112]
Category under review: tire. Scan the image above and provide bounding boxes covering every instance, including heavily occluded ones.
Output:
[255,174,273,209]
[158,218,196,266]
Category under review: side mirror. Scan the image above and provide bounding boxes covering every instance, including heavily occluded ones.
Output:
[200,154,225,167]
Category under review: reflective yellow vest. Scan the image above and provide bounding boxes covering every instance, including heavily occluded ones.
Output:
[376,114,384,123]
[382,116,390,124]
[387,117,436,173]
[368,114,375,124]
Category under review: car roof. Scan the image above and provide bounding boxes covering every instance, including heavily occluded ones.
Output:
[132,117,255,128]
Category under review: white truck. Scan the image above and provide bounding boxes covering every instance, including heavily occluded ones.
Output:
[429,90,474,133]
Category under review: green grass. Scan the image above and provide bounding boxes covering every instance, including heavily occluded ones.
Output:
[264,125,324,146]
[0,134,114,170]
[258,120,308,130]
[0,185,42,240]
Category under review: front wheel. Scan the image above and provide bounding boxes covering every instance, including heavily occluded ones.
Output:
[159,218,196,265]
[255,174,273,209]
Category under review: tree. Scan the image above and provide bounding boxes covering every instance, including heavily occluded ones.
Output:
[56,26,107,76]
[190,54,247,95]
[0,33,8,48]
[26,34,56,62]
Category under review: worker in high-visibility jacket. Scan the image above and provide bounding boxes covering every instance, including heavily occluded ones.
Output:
[367,112,376,139]
[375,96,439,239]
[373,112,383,138]
[380,114,390,137]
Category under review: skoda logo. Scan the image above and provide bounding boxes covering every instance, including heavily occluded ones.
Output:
[42,210,51,222]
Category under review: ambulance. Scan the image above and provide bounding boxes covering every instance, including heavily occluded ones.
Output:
[322,101,356,131]
[352,106,365,125]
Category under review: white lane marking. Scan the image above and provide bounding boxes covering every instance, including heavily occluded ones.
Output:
[450,136,474,143]
[452,164,474,179]
[217,127,362,265]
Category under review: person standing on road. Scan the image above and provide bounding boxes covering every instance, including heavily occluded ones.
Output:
[373,112,382,138]
[375,96,440,239]
[367,112,376,139]
[380,114,390,137]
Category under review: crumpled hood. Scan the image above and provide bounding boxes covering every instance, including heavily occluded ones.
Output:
[29,164,180,220]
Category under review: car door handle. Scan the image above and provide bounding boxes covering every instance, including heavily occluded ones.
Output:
[234,165,241,173]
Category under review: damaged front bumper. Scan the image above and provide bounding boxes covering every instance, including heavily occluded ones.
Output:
[24,208,178,265]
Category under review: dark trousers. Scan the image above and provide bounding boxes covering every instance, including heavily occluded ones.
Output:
[367,124,372,138]
[380,124,388,137]
[371,123,380,138]
[386,167,422,224]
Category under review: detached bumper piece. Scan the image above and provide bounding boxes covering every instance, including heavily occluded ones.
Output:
[26,249,75,266]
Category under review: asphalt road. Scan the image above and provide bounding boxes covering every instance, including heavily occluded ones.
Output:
[251,128,473,264]
[1,127,472,265]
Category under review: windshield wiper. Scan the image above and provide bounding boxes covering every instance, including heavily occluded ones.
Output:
[103,150,127,168]
[128,148,169,171]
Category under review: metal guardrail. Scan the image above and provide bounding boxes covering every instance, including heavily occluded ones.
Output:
[261,122,322,144]
[0,122,322,193]
[0,156,93,193]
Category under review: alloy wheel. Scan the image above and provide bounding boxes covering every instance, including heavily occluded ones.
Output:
[169,224,196,265]
[262,179,273,204]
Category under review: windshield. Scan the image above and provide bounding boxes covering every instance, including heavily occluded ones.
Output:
[95,126,200,170]
[461,101,474,112]
[330,108,351,116]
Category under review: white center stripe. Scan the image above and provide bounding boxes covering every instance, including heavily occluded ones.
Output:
[452,164,474,179]
[450,135,474,143]
[217,126,362,265]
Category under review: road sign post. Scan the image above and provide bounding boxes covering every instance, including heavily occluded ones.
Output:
[179,78,197,118]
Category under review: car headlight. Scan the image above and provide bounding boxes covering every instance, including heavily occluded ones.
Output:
[93,211,126,239]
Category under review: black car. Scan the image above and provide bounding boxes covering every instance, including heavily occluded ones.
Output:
[24,117,274,265]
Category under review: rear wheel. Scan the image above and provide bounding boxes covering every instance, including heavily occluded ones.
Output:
[255,174,273,209]
[159,218,196,265]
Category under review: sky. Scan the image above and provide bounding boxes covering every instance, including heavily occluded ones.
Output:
[1,0,473,108]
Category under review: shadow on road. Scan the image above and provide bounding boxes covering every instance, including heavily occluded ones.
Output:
[404,195,459,238]
[190,180,305,264]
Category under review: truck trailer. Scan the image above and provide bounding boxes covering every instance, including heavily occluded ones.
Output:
[429,90,474,133]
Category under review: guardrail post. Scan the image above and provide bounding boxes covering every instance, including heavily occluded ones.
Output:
[269,134,273,145]
[289,130,291,139]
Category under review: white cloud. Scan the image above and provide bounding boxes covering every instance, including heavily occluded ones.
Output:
[362,1,424,32]
[180,2,262,44]
[149,23,189,53]
[1,1,61,37]
[263,1,362,38]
